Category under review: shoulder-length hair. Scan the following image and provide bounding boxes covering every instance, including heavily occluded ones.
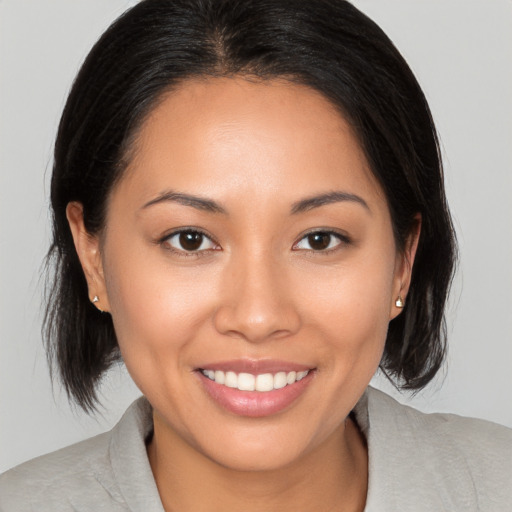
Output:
[45,0,457,411]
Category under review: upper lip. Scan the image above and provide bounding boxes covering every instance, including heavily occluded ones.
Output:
[196,359,314,374]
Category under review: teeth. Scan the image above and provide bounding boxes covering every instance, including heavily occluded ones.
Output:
[225,371,238,388]
[238,373,255,391]
[286,371,297,385]
[201,368,310,392]
[274,372,287,389]
[256,373,274,392]
[214,370,225,385]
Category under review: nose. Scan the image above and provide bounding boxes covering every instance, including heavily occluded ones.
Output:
[213,251,301,343]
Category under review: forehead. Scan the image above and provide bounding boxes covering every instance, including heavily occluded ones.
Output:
[116,77,386,212]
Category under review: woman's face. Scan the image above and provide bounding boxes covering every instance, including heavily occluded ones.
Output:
[71,77,413,471]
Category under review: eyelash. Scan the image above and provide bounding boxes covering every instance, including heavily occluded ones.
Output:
[158,228,351,257]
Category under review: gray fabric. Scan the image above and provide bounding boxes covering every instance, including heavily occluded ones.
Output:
[362,389,512,511]
[0,397,163,512]
[1,387,511,511]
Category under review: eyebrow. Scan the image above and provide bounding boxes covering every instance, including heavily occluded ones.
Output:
[141,189,369,216]
[141,191,227,214]
[290,191,370,214]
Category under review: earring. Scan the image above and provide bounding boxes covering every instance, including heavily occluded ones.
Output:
[395,295,404,308]
[92,295,105,313]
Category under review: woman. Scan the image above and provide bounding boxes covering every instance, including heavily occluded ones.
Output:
[1,0,511,510]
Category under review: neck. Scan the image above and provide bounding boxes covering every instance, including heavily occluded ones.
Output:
[147,413,368,512]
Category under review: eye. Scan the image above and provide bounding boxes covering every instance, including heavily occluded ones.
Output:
[163,230,218,253]
[293,231,347,251]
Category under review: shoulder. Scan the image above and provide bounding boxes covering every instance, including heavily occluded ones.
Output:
[362,387,512,511]
[367,386,512,460]
[0,397,154,512]
[0,430,128,512]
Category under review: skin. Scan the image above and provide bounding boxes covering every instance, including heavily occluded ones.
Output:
[67,77,420,511]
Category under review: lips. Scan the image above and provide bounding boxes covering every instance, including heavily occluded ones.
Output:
[196,360,315,417]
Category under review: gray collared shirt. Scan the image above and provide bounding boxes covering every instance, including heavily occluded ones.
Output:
[1,387,511,511]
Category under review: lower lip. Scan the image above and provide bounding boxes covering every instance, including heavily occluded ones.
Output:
[198,371,314,418]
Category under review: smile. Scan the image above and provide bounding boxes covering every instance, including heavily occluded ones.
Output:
[200,369,310,392]
[197,363,315,417]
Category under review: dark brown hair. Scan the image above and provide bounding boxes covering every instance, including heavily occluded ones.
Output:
[45,0,457,411]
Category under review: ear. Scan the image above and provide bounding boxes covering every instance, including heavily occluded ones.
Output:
[66,202,110,313]
[390,213,421,320]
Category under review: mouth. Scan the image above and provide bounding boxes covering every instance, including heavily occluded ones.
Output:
[195,361,315,417]
[199,369,310,392]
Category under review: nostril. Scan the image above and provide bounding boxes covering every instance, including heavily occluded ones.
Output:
[212,304,301,343]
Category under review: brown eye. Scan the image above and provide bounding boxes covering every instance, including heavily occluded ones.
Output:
[179,232,203,251]
[294,231,346,252]
[307,233,331,250]
[165,230,217,252]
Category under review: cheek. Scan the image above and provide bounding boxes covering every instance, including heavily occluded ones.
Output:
[300,248,396,374]
[102,244,219,384]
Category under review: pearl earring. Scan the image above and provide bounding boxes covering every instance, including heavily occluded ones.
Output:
[395,295,404,308]
[92,296,99,303]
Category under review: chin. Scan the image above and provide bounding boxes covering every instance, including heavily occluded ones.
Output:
[204,440,305,473]
[188,417,327,474]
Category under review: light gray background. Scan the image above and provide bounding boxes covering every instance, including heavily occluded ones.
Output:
[1,0,511,473]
